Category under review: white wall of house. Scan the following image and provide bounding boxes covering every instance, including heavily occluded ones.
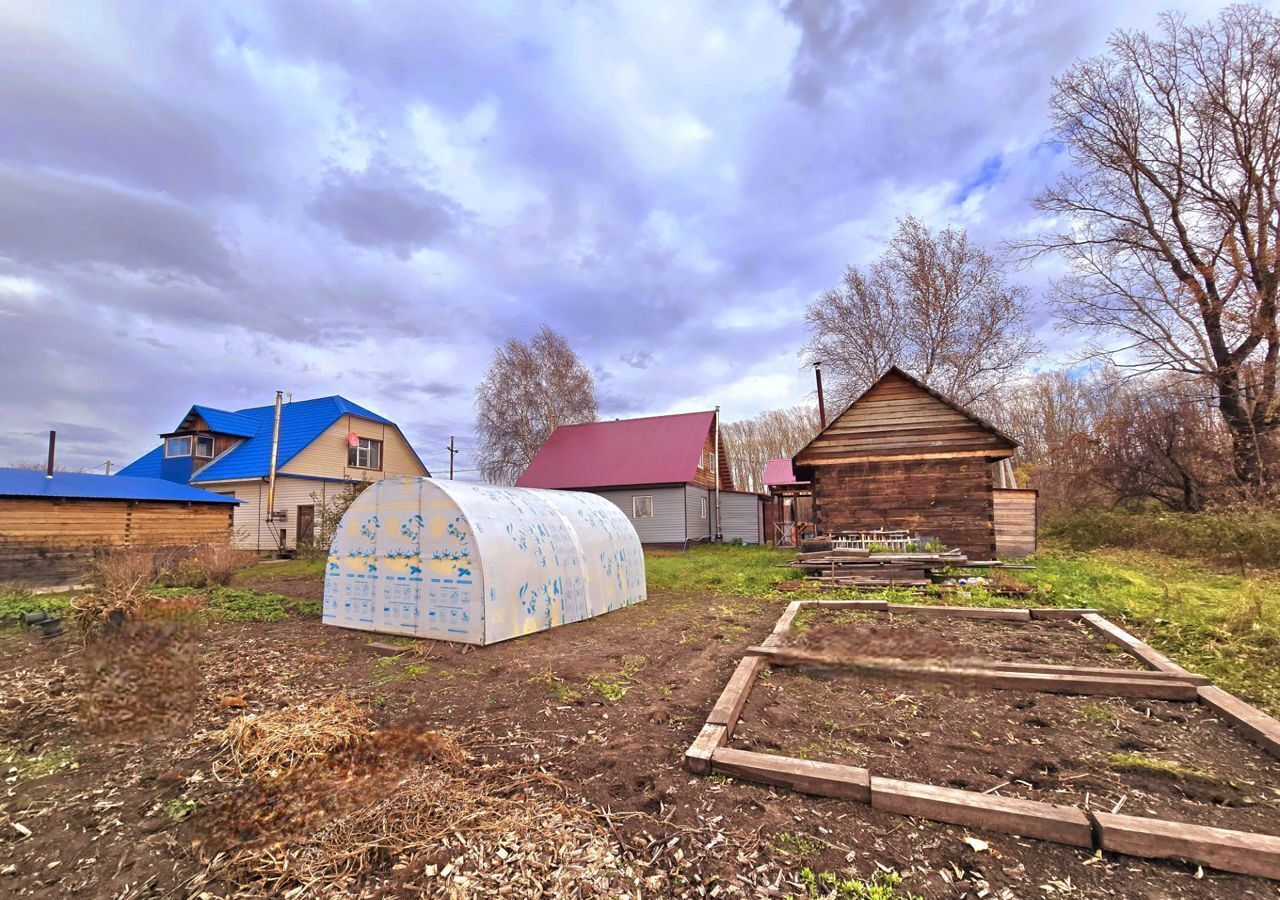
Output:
[201,476,349,551]
[719,490,763,544]
[590,486,688,545]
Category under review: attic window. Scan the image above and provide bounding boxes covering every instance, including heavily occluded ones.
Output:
[165,436,192,458]
[702,448,713,470]
[195,435,215,458]
[348,437,383,470]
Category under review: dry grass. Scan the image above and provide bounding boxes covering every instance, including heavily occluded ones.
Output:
[222,697,373,776]
[69,549,156,640]
[157,542,258,588]
[204,729,633,898]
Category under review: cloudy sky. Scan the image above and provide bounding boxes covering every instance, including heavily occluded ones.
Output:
[0,0,1259,475]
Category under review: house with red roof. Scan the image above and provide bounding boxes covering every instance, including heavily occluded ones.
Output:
[517,411,763,547]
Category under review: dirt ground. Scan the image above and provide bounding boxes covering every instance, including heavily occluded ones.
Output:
[2,576,1278,898]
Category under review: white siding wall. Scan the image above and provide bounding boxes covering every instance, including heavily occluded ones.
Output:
[684,485,712,543]
[590,487,688,544]
[205,477,342,551]
[720,491,763,544]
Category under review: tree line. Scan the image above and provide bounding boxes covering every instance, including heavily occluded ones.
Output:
[473,6,1278,512]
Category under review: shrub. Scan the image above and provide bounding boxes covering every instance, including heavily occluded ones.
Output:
[156,543,257,588]
[1045,505,1280,569]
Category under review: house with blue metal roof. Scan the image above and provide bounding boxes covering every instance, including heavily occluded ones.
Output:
[118,396,429,551]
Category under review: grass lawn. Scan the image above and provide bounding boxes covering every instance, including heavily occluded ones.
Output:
[647,542,1280,714]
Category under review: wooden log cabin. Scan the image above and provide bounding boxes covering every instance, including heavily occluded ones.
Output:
[792,367,1037,559]
[0,467,239,589]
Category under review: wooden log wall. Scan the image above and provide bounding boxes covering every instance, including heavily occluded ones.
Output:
[993,488,1037,558]
[812,457,997,558]
[0,498,235,588]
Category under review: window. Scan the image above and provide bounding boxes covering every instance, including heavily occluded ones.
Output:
[348,437,383,470]
[701,448,713,471]
[195,435,215,458]
[165,436,192,457]
[699,497,708,519]
[632,495,653,519]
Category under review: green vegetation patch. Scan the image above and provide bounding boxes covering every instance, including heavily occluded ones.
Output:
[234,557,327,584]
[148,585,318,622]
[1107,751,1222,784]
[0,587,72,625]
[2,743,76,780]
[587,653,647,702]
[791,867,920,900]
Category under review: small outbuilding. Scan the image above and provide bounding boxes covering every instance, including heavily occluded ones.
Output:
[324,477,646,645]
[793,368,1036,559]
[0,467,239,589]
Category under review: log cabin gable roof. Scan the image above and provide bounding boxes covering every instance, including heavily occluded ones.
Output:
[793,367,1018,467]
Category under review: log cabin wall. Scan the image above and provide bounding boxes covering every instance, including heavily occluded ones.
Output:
[993,488,1038,558]
[794,368,1022,559]
[0,498,235,588]
[812,457,997,558]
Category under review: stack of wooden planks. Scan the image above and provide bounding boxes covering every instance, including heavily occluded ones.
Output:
[788,548,967,588]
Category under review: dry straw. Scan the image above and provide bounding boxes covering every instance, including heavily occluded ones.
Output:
[222,696,372,776]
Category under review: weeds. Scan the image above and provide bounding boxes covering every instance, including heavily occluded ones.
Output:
[1107,752,1220,783]
[792,866,919,899]
[165,798,199,820]
[1078,704,1113,724]
[588,654,647,702]
[155,543,257,588]
[0,586,71,624]
[531,670,582,703]
[1,744,76,780]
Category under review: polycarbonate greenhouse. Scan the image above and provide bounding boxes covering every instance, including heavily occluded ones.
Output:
[323,477,647,645]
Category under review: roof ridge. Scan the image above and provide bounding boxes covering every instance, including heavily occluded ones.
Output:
[555,409,716,428]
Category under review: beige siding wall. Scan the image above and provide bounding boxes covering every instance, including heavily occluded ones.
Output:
[281,415,427,481]
[212,478,348,551]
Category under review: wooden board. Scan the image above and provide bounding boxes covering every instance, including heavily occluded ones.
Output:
[871,777,1094,847]
[886,604,1032,621]
[1197,686,1280,758]
[1080,614,1194,677]
[706,656,766,735]
[684,723,727,775]
[1092,811,1280,879]
[711,747,871,802]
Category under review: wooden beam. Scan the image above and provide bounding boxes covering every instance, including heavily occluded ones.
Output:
[871,777,1094,847]
[1092,811,1280,879]
[744,647,1198,700]
[1197,685,1280,758]
[1080,614,1195,677]
[710,747,871,801]
[1028,608,1100,620]
[684,723,727,775]
[706,655,766,735]
[886,604,1032,621]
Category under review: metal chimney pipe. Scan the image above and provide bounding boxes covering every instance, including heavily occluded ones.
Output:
[45,430,56,479]
[814,362,827,428]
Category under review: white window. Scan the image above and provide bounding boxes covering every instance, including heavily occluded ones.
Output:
[702,448,713,470]
[165,436,192,457]
[348,437,383,470]
[632,496,653,518]
[195,435,215,458]
[699,497,708,519]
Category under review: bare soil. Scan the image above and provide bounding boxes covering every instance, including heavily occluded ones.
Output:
[2,585,1277,899]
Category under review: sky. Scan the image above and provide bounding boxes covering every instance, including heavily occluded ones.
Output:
[0,0,1259,476]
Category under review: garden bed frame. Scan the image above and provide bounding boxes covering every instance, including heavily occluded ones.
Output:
[686,600,1280,880]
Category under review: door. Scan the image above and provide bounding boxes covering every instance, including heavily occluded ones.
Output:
[297,504,315,547]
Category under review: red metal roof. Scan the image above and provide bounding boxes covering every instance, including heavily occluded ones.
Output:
[517,411,716,489]
[763,457,807,487]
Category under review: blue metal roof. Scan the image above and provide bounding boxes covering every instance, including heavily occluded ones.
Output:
[0,467,239,504]
[190,405,260,438]
[116,396,402,484]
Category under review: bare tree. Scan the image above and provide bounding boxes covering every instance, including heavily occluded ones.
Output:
[474,325,597,484]
[721,405,821,493]
[1027,7,1280,489]
[806,216,1039,410]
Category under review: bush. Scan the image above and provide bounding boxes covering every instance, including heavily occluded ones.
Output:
[1045,505,1280,569]
[156,543,257,588]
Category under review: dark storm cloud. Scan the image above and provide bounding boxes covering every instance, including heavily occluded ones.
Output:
[0,164,236,282]
[310,162,464,257]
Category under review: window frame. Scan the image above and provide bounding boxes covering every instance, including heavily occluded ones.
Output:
[632,495,653,519]
[699,497,708,519]
[194,435,215,459]
[164,436,192,458]
[347,436,384,471]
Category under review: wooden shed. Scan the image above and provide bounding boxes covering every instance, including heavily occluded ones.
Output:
[0,468,239,589]
[793,368,1036,559]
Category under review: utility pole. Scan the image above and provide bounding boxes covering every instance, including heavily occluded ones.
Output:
[104,460,112,476]
[447,436,457,480]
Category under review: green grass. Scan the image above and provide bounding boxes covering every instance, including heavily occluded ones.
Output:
[1107,751,1221,783]
[646,543,1280,713]
[1022,547,1280,712]
[2,743,76,780]
[791,867,919,900]
[234,557,327,585]
[149,586,320,622]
